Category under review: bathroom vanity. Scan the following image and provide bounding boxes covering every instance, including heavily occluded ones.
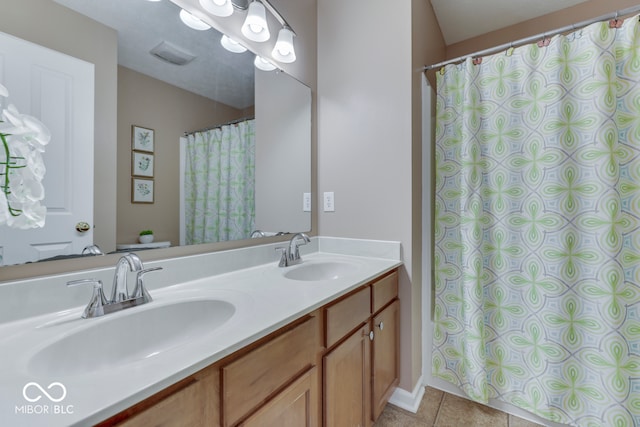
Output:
[100,269,399,427]
[0,237,401,427]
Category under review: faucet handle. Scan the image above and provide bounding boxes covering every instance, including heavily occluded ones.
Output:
[67,278,106,318]
[132,267,162,302]
[275,246,289,267]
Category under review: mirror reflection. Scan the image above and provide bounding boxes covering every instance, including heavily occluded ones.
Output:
[0,0,311,266]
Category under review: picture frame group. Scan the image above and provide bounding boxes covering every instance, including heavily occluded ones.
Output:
[131,125,155,204]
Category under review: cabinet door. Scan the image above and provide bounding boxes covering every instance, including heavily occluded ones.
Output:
[371,299,400,421]
[324,324,371,427]
[242,367,318,427]
[114,368,219,427]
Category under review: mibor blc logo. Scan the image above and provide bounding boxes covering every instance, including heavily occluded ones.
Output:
[15,382,74,416]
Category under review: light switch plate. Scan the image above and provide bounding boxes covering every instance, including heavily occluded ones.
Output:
[323,192,335,212]
[303,193,311,212]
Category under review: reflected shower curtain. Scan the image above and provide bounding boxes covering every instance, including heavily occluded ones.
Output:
[184,119,255,244]
[434,17,640,427]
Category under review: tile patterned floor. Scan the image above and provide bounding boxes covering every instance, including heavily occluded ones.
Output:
[374,387,544,427]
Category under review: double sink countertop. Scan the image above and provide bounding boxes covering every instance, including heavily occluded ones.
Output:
[0,237,402,426]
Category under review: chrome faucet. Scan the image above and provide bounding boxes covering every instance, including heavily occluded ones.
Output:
[81,244,104,255]
[67,253,162,318]
[276,233,310,267]
[111,253,144,303]
[250,229,267,238]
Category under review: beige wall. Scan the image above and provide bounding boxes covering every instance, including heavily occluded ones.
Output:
[446,0,640,59]
[0,0,117,269]
[317,0,445,392]
[117,66,244,246]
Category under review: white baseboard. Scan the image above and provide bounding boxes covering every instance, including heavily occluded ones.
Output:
[387,375,425,413]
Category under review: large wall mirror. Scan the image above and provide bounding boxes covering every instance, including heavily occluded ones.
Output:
[0,0,311,270]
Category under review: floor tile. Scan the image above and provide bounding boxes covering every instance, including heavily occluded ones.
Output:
[373,404,421,426]
[415,386,444,424]
[434,393,508,427]
[375,388,546,427]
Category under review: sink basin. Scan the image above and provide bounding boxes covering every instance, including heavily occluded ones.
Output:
[28,299,235,376]
[283,261,360,281]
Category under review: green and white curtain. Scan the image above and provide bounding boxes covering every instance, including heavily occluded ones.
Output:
[184,119,255,244]
[434,16,640,427]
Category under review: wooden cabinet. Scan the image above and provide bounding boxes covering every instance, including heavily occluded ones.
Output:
[324,324,371,427]
[371,299,400,420]
[322,270,399,426]
[103,366,219,427]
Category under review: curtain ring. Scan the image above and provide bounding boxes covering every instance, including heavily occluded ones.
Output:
[537,34,550,48]
[610,11,623,29]
[506,43,514,57]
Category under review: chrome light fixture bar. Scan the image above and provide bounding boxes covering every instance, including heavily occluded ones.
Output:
[178,0,297,69]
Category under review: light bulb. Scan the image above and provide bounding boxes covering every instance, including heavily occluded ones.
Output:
[272,27,296,63]
[254,56,276,71]
[221,35,247,53]
[241,1,270,42]
[179,9,211,31]
[199,0,233,17]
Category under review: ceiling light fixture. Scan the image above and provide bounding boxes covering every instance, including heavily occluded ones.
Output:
[221,35,247,53]
[199,0,233,17]
[254,56,276,71]
[179,9,211,31]
[241,0,270,42]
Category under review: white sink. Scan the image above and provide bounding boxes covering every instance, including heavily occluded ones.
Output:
[28,299,235,376]
[283,261,361,281]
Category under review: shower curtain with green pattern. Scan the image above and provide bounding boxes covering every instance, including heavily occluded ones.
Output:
[434,16,640,427]
[184,119,255,244]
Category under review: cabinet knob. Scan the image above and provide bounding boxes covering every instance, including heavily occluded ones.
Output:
[369,331,374,341]
[377,321,384,331]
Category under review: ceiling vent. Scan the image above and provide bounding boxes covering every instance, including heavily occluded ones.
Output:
[150,41,196,66]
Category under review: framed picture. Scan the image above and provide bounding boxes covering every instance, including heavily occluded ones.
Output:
[132,125,154,152]
[132,178,154,203]
[132,151,154,177]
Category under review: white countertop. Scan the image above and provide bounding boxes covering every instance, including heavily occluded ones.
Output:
[0,238,401,426]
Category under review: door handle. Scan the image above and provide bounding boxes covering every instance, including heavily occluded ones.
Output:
[75,222,91,232]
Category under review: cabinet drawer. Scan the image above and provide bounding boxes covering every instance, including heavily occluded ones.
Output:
[325,287,371,348]
[222,315,318,427]
[241,367,318,427]
[372,271,398,314]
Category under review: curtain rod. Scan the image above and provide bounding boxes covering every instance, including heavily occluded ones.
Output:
[424,5,640,71]
[184,116,255,136]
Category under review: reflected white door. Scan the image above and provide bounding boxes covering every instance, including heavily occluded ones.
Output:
[0,31,94,266]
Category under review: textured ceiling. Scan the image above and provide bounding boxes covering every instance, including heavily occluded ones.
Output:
[54,0,255,109]
[431,0,592,45]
